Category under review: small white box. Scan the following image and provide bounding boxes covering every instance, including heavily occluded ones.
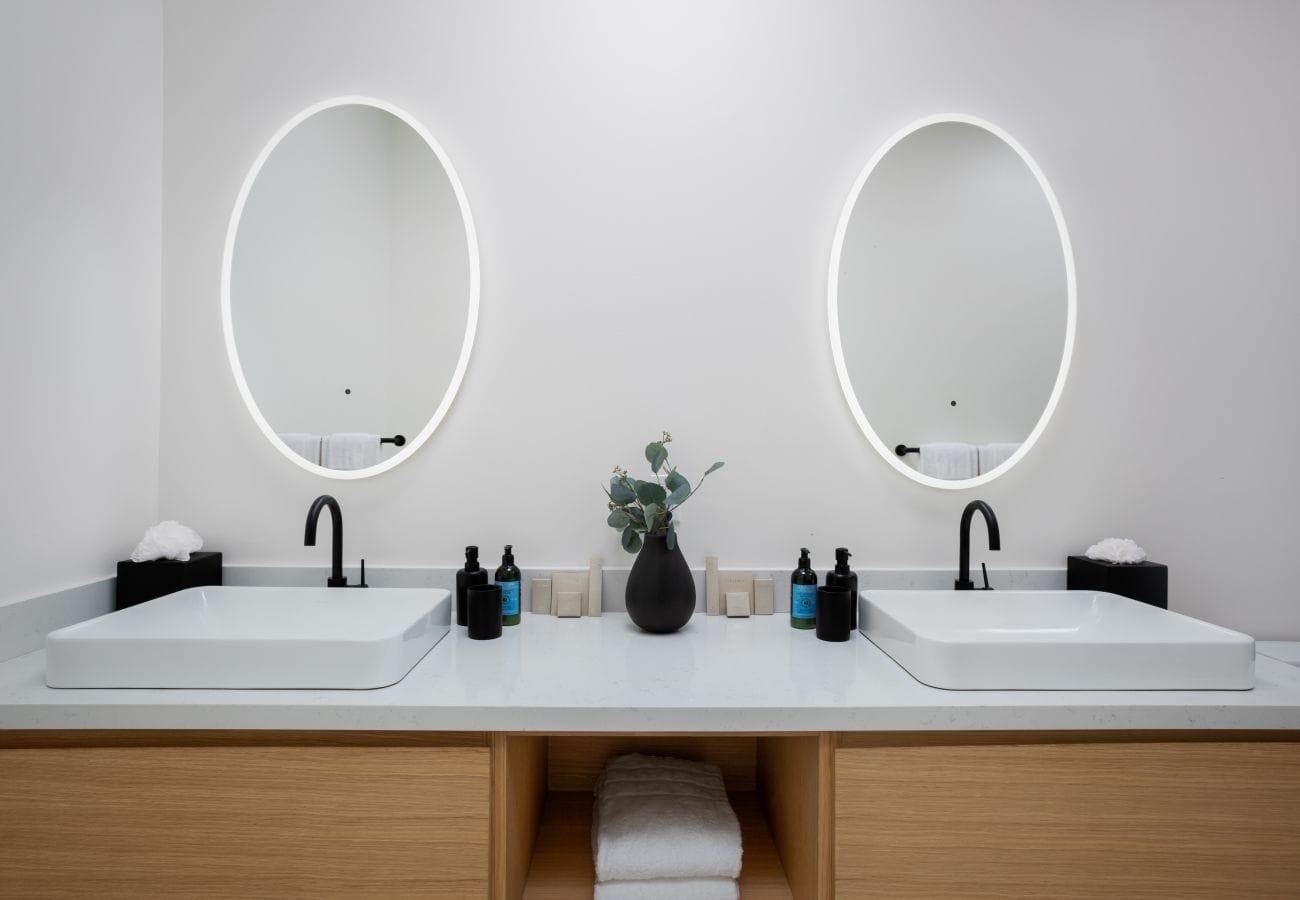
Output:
[555,591,583,617]
[726,591,751,617]
[531,578,552,614]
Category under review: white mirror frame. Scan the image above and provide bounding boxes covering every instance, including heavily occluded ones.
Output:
[827,113,1077,490]
[221,95,480,480]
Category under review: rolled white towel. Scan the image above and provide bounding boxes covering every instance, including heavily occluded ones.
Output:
[594,877,738,900]
[919,442,978,479]
[1086,537,1147,564]
[594,754,742,883]
[977,442,1019,474]
[130,521,203,563]
[321,433,381,470]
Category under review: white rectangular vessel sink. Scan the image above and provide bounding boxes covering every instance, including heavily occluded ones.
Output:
[860,590,1255,690]
[45,586,451,689]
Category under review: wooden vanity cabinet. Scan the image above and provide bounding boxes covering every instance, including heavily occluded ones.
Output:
[4,729,1299,899]
[833,732,1300,900]
[0,732,492,900]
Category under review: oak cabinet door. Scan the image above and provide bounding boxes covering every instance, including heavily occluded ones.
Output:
[835,739,1300,900]
[0,743,491,899]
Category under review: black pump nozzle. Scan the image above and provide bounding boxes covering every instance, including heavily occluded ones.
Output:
[464,545,481,571]
[798,547,811,568]
[835,547,852,573]
[502,544,514,566]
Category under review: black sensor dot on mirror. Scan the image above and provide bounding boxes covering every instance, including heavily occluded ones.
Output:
[950,400,957,407]
[345,388,351,395]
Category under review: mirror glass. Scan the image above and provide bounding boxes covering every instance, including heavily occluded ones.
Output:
[829,116,1075,488]
[222,97,478,478]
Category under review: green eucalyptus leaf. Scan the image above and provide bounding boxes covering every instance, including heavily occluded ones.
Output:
[607,508,631,529]
[635,481,667,505]
[609,478,636,504]
[642,503,661,534]
[704,461,725,475]
[621,526,643,553]
[645,442,668,474]
[666,520,677,550]
[665,471,690,505]
[625,506,646,526]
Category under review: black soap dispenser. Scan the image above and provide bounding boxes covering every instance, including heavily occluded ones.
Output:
[496,545,522,626]
[825,547,859,630]
[790,548,817,630]
[456,546,488,626]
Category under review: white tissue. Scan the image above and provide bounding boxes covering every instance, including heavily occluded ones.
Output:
[1085,537,1147,564]
[130,520,204,563]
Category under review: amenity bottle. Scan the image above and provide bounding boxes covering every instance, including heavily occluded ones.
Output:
[456,545,487,626]
[791,548,817,630]
[496,545,522,626]
[825,547,859,630]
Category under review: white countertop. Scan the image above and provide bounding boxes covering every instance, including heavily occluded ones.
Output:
[2,613,1299,732]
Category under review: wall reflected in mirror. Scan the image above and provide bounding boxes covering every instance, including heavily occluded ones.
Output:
[831,117,1074,487]
[225,99,477,476]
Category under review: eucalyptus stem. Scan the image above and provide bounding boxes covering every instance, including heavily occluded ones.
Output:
[605,434,723,553]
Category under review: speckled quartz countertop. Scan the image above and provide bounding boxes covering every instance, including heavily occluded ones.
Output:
[2,613,1299,732]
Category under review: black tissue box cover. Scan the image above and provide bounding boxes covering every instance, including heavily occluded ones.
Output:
[115,551,222,610]
[1066,555,1167,609]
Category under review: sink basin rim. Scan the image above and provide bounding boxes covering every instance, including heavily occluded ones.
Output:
[44,585,452,690]
[859,589,1256,691]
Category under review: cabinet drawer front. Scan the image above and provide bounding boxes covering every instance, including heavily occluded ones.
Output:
[836,740,1300,900]
[0,744,491,899]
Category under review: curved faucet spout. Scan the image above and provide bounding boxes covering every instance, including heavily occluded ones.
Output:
[304,494,347,587]
[956,500,1000,590]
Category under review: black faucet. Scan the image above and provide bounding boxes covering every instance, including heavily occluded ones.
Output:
[304,495,366,588]
[956,500,1000,590]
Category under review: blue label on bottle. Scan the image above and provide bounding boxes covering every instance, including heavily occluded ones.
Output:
[792,584,816,620]
[500,581,520,617]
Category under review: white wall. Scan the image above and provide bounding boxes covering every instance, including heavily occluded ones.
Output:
[160,0,1300,638]
[0,0,162,604]
[838,122,1067,452]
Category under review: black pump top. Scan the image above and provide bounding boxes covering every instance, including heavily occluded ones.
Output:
[464,545,480,571]
[798,547,811,568]
[501,545,514,566]
[835,547,852,573]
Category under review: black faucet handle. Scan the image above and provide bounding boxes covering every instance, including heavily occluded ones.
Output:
[980,562,992,591]
[355,559,368,589]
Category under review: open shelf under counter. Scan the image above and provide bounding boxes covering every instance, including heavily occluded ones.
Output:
[523,791,792,900]
[496,733,830,900]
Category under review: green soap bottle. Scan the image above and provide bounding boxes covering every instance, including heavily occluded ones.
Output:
[790,547,817,630]
[495,545,522,626]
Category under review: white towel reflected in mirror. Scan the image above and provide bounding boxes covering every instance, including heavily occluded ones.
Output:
[321,433,381,470]
[919,443,978,480]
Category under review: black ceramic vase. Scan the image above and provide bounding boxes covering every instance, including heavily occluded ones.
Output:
[625,534,696,634]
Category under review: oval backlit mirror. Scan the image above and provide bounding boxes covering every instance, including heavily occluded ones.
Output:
[222,96,479,479]
[828,114,1076,488]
